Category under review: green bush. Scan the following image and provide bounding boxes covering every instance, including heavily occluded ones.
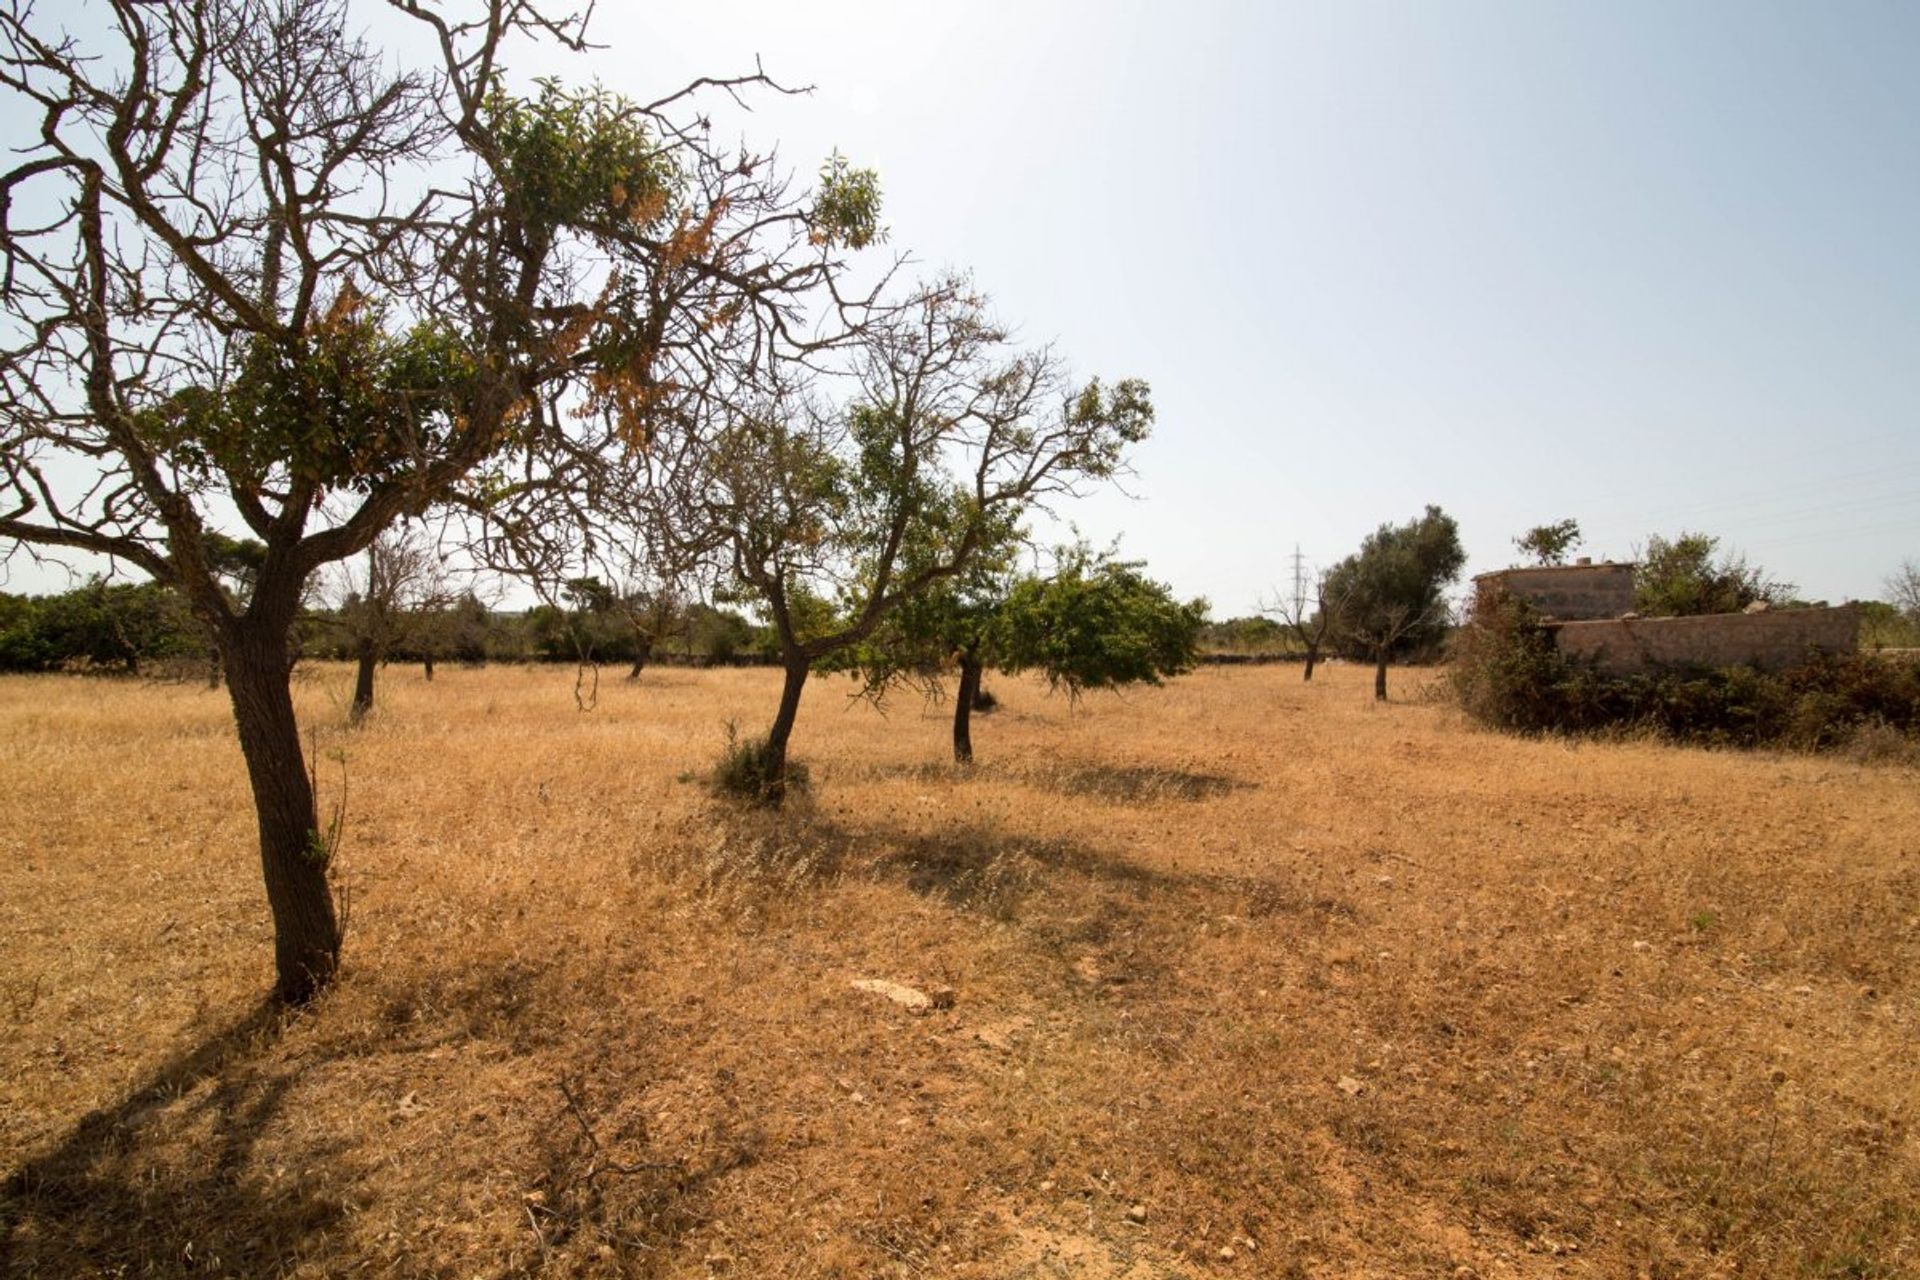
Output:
[1452,585,1920,753]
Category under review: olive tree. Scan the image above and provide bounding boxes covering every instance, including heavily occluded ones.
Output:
[0,0,882,1002]
[1325,505,1465,701]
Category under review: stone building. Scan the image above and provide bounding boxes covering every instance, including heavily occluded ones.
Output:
[1474,560,1859,675]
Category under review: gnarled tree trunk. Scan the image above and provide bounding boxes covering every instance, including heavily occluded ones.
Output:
[222,621,340,1004]
[953,653,983,764]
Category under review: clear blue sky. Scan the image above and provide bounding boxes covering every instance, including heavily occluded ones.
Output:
[553,0,1919,613]
[11,1,1917,614]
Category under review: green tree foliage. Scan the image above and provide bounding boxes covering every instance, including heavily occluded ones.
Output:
[0,581,204,673]
[1514,518,1582,566]
[1634,533,1791,617]
[832,539,1204,764]
[1325,505,1466,700]
[996,549,1207,697]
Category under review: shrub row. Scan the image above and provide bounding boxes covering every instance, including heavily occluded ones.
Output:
[1452,588,1920,752]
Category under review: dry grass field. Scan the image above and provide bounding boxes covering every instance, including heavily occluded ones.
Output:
[1,661,1916,1278]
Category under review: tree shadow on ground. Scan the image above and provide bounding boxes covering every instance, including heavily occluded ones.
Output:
[1018,760,1253,803]
[0,1000,351,1276]
[870,823,1199,922]
[521,1075,768,1277]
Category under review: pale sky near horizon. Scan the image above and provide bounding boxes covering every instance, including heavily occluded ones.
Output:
[560,0,1920,614]
[8,1,1918,615]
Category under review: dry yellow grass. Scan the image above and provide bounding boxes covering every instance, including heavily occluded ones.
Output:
[1,661,1916,1278]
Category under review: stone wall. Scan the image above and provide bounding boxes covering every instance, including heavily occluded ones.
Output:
[1549,606,1861,675]
[1477,564,1637,621]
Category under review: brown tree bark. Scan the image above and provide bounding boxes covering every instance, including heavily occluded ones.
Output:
[627,637,653,681]
[422,654,434,681]
[1374,645,1389,701]
[222,622,340,1004]
[761,655,810,804]
[953,654,983,764]
[1302,645,1319,682]
[350,638,376,724]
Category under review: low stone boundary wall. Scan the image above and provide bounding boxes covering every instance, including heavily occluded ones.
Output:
[1549,606,1860,675]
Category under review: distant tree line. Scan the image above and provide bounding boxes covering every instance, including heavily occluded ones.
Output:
[0,579,779,675]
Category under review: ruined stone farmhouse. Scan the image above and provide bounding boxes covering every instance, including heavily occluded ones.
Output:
[1475,560,1859,675]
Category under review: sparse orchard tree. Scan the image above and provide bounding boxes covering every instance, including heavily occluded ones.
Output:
[1515,518,1582,567]
[328,529,453,723]
[830,541,1204,765]
[1887,559,1920,622]
[645,279,1153,801]
[0,0,884,1002]
[1326,505,1466,701]
[1262,567,1349,682]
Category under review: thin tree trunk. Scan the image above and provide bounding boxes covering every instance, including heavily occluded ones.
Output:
[422,654,434,681]
[953,654,983,765]
[1302,645,1318,682]
[627,638,652,681]
[223,627,340,1005]
[762,656,810,804]
[1373,645,1389,701]
[350,639,376,724]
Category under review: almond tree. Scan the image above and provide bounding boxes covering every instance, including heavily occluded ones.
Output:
[328,528,453,722]
[644,280,1153,801]
[0,0,881,1001]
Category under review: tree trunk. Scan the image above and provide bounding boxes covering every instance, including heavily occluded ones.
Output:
[350,638,376,724]
[627,638,653,681]
[953,654,983,764]
[206,647,223,690]
[223,627,340,1005]
[1302,644,1318,682]
[422,654,434,681]
[762,656,810,804]
[1373,645,1389,701]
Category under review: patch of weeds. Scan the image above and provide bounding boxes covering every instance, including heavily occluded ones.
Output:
[708,720,808,804]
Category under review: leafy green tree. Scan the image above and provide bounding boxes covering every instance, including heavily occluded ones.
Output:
[1326,505,1466,700]
[836,543,1204,764]
[1515,519,1582,567]
[1634,533,1791,617]
[0,1,885,1002]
